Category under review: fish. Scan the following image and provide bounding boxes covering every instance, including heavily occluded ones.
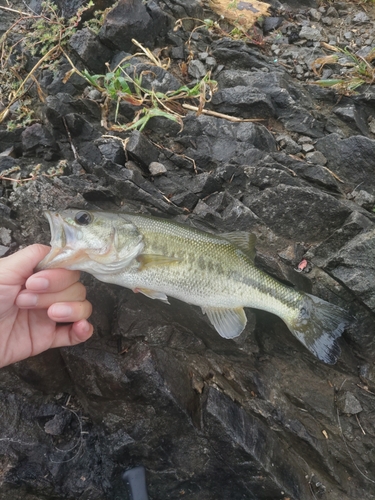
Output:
[37,209,353,364]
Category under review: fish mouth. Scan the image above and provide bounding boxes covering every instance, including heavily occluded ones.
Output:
[36,211,86,271]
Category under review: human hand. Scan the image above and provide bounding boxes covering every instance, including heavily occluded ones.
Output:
[0,244,93,368]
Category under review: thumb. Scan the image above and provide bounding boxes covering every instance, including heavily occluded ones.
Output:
[0,244,50,286]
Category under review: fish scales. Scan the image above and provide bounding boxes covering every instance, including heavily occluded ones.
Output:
[37,210,353,365]
[124,214,299,313]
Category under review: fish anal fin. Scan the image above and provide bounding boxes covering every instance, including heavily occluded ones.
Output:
[134,287,170,304]
[137,254,180,271]
[201,306,247,339]
[221,232,257,261]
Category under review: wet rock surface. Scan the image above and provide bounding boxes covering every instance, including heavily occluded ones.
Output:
[1,0,375,499]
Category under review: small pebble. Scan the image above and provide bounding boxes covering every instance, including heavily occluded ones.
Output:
[149,162,167,176]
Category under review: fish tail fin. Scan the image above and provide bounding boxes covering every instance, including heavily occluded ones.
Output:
[284,293,353,365]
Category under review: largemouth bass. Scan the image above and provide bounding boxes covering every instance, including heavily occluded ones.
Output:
[37,210,352,364]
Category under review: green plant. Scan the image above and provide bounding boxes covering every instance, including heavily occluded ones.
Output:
[311,44,375,94]
[65,42,217,132]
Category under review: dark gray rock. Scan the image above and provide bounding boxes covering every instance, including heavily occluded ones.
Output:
[180,115,277,169]
[98,0,169,51]
[324,228,375,309]
[0,156,17,172]
[337,391,363,415]
[45,93,101,131]
[246,184,352,240]
[211,86,275,119]
[299,26,323,41]
[161,0,204,30]
[203,387,311,499]
[188,59,207,79]
[126,130,160,168]
[69,28,112,74]
[291,163,340,191]
[216,71,325,137]
[97,139,126,165]
[211,38,271,71]
[187,172,222,197]
[305,150,327,165]
[315,134,375,194]
[263,16,284,34]
[21,124,59,160]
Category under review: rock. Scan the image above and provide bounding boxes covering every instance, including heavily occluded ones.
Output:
[292,163,339,191]
[98,0,169,51]
[276,134,302,154]
[211,38,270,71]
[309,8,322,21]
[97,139,126,165]
[302,143,314,153]
[180,115,277,169]
[262,16,283,33]
[351,189,375,209]
[246,184,352,240]
[315,134,375,195]
[188,59,207,79]
[203,387,311,499]
[44,411,71,435]
[305,150,327,165]
[216,70,325,137]
[353,12,370,24]
[299,26,323,41]
[21,124,59,160]
[69,28,112,74]
[0,242,9,256]
[187,172,222,197]
[0,227,12,246]
[324,228,375,309]
[126,130,160,168]
[149,161,167,176]
[212,86,275,119]
[337,392,363,415]
[312,211,373,267]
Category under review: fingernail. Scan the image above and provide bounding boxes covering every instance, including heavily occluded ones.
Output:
[50,304,73,319]
[28,277,50,291]
[17,293,38,307]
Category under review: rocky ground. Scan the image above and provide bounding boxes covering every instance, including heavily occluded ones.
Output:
[1,0,375,499]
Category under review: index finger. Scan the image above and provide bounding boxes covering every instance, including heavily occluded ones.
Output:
[26,268,81,293]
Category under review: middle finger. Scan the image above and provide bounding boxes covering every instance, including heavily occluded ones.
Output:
[16,282,87,309]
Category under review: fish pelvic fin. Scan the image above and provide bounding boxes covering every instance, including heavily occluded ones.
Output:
[284,294,354,365]
[202,306,247,339]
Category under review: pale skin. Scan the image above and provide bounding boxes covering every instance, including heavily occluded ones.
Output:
[0,244,93,368]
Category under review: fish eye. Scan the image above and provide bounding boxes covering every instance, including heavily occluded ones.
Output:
[74,211,92,226]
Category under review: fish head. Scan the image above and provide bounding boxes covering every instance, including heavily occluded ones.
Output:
[37,210,144,275]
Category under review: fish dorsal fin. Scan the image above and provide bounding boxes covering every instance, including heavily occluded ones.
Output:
[220,232,257,261]
[201,306,247,339]
[137,254,181,271]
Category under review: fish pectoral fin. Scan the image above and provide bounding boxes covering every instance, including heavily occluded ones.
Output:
[136,254,181,270]
[220,232,256,262]
[201,306,247,339]
[134,287,170,304]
